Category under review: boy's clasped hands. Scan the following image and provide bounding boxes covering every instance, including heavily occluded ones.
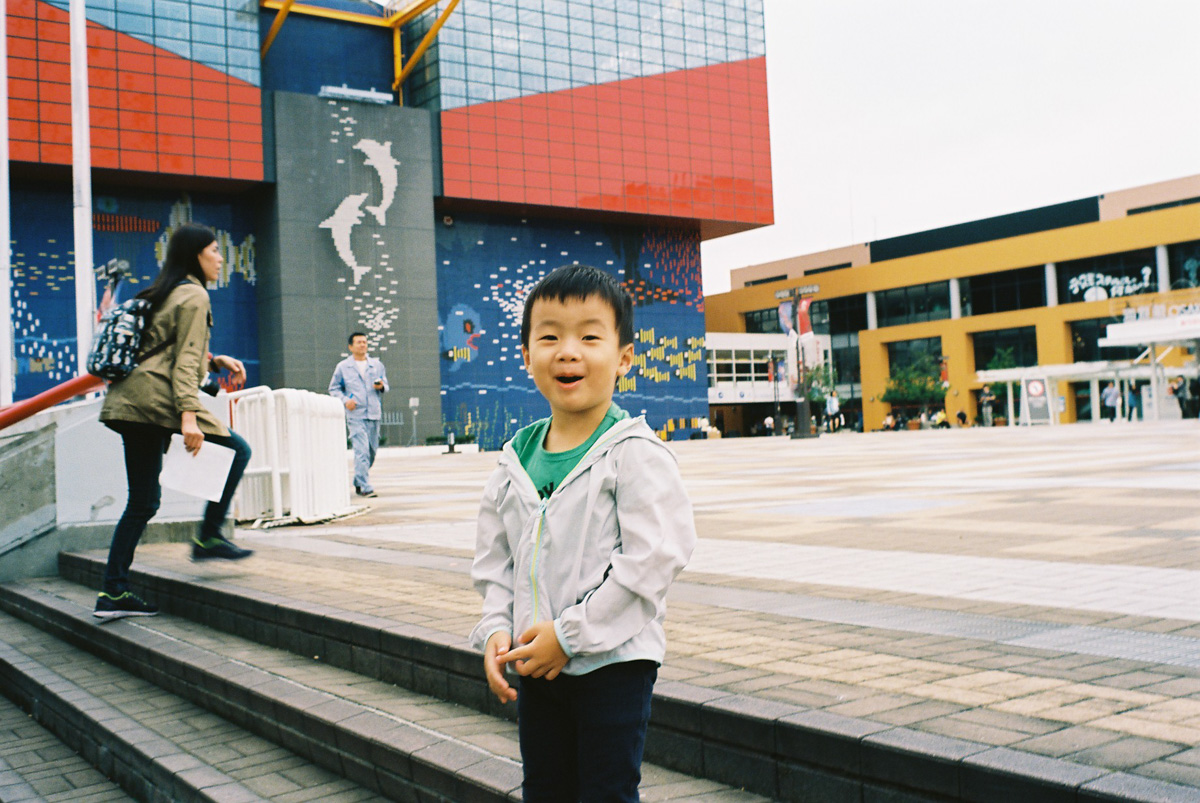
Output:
[484,622,567,703]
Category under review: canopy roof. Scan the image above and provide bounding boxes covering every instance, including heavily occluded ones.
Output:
[1098,314,1200,349]
[977,361,1199,384]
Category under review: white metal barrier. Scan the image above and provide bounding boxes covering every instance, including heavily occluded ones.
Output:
[220,386,355,525]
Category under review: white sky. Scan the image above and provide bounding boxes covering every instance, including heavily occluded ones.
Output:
[699,0,1200,295]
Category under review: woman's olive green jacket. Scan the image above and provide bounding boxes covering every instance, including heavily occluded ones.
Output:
[99,277,229,437]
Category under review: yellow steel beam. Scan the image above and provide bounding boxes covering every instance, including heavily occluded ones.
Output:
[260,0,296,59]
[259,0,391,28]
[386,0,440,28]
[393,0,460,91]
[393,25,403,104]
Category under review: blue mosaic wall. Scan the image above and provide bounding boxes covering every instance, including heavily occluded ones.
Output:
[435,213,708,449]
[11,186,259,401]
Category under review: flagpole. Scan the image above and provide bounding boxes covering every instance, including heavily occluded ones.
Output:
[0,3,12,406]
[70,0,95,375]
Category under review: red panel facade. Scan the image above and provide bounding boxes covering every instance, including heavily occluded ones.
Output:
[440,57,772,226]
[7,0,262,181]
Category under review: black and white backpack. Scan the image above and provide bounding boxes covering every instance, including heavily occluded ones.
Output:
[87,297,173,381]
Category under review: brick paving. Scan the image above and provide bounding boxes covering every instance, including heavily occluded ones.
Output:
[108,420,1200,791]
[0,693,134,802]
[0,613,389,803]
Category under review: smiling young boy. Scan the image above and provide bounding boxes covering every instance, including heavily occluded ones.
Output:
[470,265,697,802]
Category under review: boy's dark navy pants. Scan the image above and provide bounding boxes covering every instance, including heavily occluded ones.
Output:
[518,660,657,803]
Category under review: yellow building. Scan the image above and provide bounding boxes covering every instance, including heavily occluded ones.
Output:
[705,175,1200,431]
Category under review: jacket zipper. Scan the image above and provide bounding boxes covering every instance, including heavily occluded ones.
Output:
[520,418,639,628]
[529,497,548,623]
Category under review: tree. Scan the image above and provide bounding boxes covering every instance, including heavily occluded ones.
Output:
[986,346,1017,399]
[806,363,836,405]
[881,353,945,409]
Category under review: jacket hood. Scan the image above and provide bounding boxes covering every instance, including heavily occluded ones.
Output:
[499,415,663,499]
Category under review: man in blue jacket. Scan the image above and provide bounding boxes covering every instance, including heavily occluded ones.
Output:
[328,332,389,497]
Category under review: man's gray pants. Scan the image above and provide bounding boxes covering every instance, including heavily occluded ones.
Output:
[349,418,381,493]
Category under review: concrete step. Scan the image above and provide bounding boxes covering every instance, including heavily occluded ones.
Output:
[0,576,769,803]
[50,550,1200,803]
[0,692,135,802]
[0,609,386,803]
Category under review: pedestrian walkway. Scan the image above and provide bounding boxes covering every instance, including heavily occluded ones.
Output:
[121,421,1200,794]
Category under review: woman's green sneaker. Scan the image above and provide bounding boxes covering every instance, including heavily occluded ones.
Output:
[93,591,159,620]
[191,537,254,562]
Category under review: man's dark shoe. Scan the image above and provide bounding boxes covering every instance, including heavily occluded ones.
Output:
[191,537,254,562]
[355,488,377,498]
[94,591,158,621]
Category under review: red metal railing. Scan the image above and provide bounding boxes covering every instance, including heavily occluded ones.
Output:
[0,374,105,431]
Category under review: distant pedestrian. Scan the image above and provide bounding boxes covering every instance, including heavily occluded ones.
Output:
[470,265,696,802]
[825,390,841,432]
[328,332,389,498]
[95,224,254,620]
[1126,383,1139,421]
[763,414,774,436]
[979,386,996,427]
[1101,381,1119,422]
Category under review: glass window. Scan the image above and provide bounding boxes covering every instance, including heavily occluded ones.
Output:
[744,307,782,334]
[962,266,1046,316]
[887,337,942,373]
[876,282,950,327]
[464,13,491,33]
[971,327,1038,371]
[1058,248,1156,303]
[521,74,547,92]
[1168,239,1200,289]
[154,0,189,20]
[1070,319,1143,362]
[809,295,867,336]
[830,332,861,386]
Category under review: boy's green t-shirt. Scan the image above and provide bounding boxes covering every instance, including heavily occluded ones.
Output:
[513,403,629,499]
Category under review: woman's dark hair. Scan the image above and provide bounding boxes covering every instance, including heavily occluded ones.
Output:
[137,223,217,308]
[520,265,634,348]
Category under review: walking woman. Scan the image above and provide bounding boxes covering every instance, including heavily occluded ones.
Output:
[95,224,254,620]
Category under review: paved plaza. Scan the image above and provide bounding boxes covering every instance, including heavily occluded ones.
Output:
[121,419,1200,793]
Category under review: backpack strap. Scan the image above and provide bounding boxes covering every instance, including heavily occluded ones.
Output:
[137,278,199,362]
[137,338,174,363]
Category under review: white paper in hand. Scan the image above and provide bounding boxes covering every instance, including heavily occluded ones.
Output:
[160,434,236,503]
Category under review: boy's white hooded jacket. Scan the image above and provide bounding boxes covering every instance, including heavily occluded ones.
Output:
[469,416,696,675]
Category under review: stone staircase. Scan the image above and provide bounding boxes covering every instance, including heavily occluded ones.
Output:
[1,551,1191,802]
[0,555,771,803]
[0,691,133,802]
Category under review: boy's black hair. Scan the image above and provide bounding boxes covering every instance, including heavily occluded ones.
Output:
[348,332,367,345]
[520,265,634,348]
